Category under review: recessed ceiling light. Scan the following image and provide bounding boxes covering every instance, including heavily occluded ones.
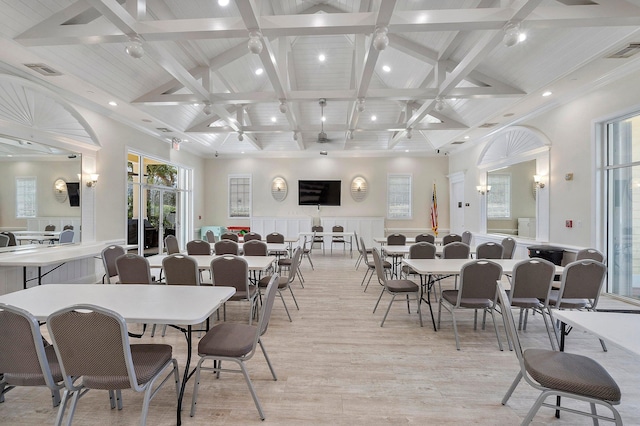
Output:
[464,136,470,139]
[382,65,391,72]
[218,0,229,6]
[241,151,245,154]
[542,91,552,97]
[271,117,277,123]
[255,68,263,75]
[518,32,527,43]
[405,150,409,153]
[108,101,118,106]
[318,54,326,62]
[371,115,377,121]
[321,116,326,122]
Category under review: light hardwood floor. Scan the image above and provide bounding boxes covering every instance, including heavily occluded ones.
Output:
[2,251,639,425]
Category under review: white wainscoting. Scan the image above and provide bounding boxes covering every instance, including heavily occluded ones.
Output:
[250,217,313,241]
[27,217,82,243]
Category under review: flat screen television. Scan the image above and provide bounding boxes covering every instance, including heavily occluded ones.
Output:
[298,180,341,206]
[66,182,80,207]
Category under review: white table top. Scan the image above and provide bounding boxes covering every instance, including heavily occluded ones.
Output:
[215,242,288,252]
[238,236,299,243]
[147,254,276,271]
[0,242,113,267]
[299,231,354,237]
[402,258,564,276]
[0,283,235,325]
[374,237,443,245]
[15,235,58,242]
[552,310,640,357]
[0,244,40,254]
[383,245,476,256]
[12,230,61,236]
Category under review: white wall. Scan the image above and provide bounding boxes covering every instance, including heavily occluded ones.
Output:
[204,155,450,234]
[449,67,640,248]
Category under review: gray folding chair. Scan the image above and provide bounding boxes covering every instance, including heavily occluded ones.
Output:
[220,232,239,242]
[116,254,153,284]
[442,233,462,245]
[497,283,622,425]
[101,245,125,283]
[415,233,435,244]
[243,240,268,256]
[210,255,258,324]
[243,232,262,242]
[311,225,324,254]
[186,239,210,255]
[361,237,391,291]
[205,230,217,243]
[0,304,64,408]
[461,230,472,245]
[258,247,301,322]
[576,248,605,262]
[159,254,201,336]
[0,231,16,246]
[501,237,516,259]
[0,234,9,247]
[58,230,74,244]
[164,235,180,254]
[190,274,280,420]
[331,225,346,254]
[301,235,314,270]
[476,242,504,259]
[47,304,180,426]
[213,240,239,255]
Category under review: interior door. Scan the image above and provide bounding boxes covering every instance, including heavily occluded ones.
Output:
[450,179,465,234]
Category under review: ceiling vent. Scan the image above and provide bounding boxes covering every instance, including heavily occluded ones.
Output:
[451,141,466,145]
[479,122,498,128]
[24,63,62,76]
[607,43,640,59]
[156,127,172,133]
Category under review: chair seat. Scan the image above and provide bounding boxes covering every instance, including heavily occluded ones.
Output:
[441,290,492,308]
[229,286,258,300]
[83,344,173,389]
[278,258,292,266]
[3,345,63,386]
[510,297,543,309]
[258,275,288,288]
[367,260,391,269]
[386,279,419,293]
[523,348,621,402]
[198,323,257,357]
[547,290,589,309]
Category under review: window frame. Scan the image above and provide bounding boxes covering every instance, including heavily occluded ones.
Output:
[16,176,37,218]
[487,173,512,219]
[387,174,412,220]
[228,174,252,218]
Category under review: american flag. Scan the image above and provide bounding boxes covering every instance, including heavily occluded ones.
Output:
[430,183,438,236]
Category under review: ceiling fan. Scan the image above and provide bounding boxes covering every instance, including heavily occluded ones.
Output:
[317,98,332,143]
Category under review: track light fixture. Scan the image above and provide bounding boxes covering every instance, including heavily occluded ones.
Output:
[372,26,389,51]
[356,98,365,112]
[237,131,244,141]
[203,102,213,115]
[279,100,287,113]
[247,31,263,54]
[125,35,144,58]
[503,21,526,47]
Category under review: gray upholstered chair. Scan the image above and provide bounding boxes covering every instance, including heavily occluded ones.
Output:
[415,233,435,244]
[576,248,605,262]
[57,229,74,244]
[461,231,472,245]
[63,225,73,230]
[503,258,558,350]
[44,224,56,232]
[213,240,239,255]
[258,247,302,322]
[401,241,436,279]
[101,245,125,283]
[434,241,471,292]
[164,234,180,254]
[353,230,368,270]
[115,253,153,284]
[548,259,608,351]
[301,235,314,270]
[372,248,422,327]
[331,225,346,254]
[311,225,324,254]
[437,260,504,350]
[0,231,16,246]
[266,232,287,259]
[476,242,504,259]
[220,232,239,242]
[162,254,200,286]
[386,233,406,246]
[210,255,258,323]
[442,233,462,245]
[501,237,516,259]
[497,283,622,425]
[243,240,268,256]
[361,237,391,291]
[0,304,64,407]
[0,233,8,247]
[190,274,279,420]
[243,232,262,242]
[47,304,180,426]
[186,239,210,255]
[205,230,217,243]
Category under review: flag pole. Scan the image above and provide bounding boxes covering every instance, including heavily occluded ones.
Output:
[430,182,439,237]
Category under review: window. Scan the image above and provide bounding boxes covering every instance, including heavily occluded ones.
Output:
[229,174,251,218]
[387,174,412,219]
[487,173,511,218]
[16,177,37,218]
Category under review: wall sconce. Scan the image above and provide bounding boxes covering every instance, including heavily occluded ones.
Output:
[476,185,491,195]
[86,174,99,188]
[271,177,287,202]
[351,176,368,201]
[533,175,545,189]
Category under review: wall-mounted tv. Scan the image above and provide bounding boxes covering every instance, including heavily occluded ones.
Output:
[298,180,341,206]
[66,182,80,207]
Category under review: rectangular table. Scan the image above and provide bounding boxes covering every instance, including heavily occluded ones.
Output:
[374,237,444,245]
[0,283,235,425]
[147,254,276,271]
[383,245,477,277]
[402,258,563,276]
[299,232,354,257]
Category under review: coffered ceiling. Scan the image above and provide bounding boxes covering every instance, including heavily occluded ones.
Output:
[2,0,640,157]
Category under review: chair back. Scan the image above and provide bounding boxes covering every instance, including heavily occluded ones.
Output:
[353,230,361,251]
[243,232,262,242]
[115,254,153,284]
[458,260,503,304]
[101,245,125,283]
[47,305,139,390]
[409,242,436,259]
[415,233,435,244]
[371,248,388,286]
[214,240,239,255]
[164,235,180,254]
[205,230,217,243]
[186,239,211,255]
[243,240,268,256]
[63,225,74,230]
[44,225,56,232]
[0,304,62,389]
[332,225,344,233]
[442,242,470,259]
[576,248,605,262]
[386,233,406,246]
[0,231,16,246]
[461,231,472,245]
[311,225,323,233]
[509,258,555,304]
[258,273,280,337]
[557,260,607,307]
[286,247,303,284]
[220,232,239,242]
[266,232,285,243]
[443,233,462,245]
[58,229,74,244]
[0,234,8,247]
[210,255,250,295]
[476,242,504,259]
[501,237,516,259]
[302,235,311,252]
[496,283,524,361]
[360,237,372,265]
[162,254,200,286]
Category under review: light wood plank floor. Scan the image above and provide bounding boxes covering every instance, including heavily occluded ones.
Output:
[2,251,639,425]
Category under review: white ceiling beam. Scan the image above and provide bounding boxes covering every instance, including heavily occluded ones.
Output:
[190,121,466,134]
[125,0,146,21]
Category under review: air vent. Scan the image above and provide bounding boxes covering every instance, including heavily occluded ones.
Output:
[24,63,62,76]
[479,122,498,128]
[607,43,640,59]
[156,127,172,133]
[451,141,466,145]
